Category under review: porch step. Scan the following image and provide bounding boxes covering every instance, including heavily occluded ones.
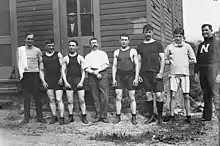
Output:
[0,87,21,94]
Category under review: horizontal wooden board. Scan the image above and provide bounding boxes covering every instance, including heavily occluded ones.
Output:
[16,4,52,13]
[18,20,53,27]
[18,25,53,32]
[16,0,52,8]
[100,12,146,21]
[100,0,144,5]
[102,39,142,47]
[101,34,144,42]
[100,6,146,15]
[17,15,53,23]
[100,1,145,10]
[18,30,53,37]
[101,23,145,31]
[101,17,147,26]
[17,10,53,17]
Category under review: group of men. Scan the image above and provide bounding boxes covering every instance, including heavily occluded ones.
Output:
[17,23,220,126]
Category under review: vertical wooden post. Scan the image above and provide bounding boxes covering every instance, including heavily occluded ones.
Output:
[10,0,18,79]
[53,0,61,53]
[145,0,152,24]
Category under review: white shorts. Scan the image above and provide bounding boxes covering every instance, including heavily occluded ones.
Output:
[169,75,190,93]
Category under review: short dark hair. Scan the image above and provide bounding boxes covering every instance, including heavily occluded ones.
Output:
[201,24,213,31]
[45,39,54,45]
[69,39,78,46]
[89,37,98,44]
[120,33,130,39]
[25,32,34,39]
[143,24,153,32]
[173,27,185,36]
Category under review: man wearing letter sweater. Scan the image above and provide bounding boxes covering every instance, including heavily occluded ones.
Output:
[195,24,220,122]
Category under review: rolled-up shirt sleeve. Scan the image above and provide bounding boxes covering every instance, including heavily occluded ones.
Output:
[84,54,91,70]
[101,51,110,67]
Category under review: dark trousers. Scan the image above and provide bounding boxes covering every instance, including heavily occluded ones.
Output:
[20,72,43,120]
[199,64,220,120]
[88,70,109,119]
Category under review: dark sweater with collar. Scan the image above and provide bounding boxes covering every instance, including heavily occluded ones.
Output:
[194,36,220,73]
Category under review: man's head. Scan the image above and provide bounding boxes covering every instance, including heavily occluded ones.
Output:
[68,13,77,24]
[119,33,130,48]
[68,40,78,54]
[201,24,213,39]
[173,27,184,44]
[25,32,34,47]
[89,38,99,50]
[143,24,154,41]
[45,39,55,53]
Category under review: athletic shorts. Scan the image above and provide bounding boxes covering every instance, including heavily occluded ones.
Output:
[115,70,136,90]
[169,75,190,93]
[66,77,84,91]
[45,76,63,90]
[139,71,163,92]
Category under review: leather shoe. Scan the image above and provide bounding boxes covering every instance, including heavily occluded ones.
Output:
[101,118,109,123]
[93,117,101,123]
[144,115,155,124]
[37,118,47,123]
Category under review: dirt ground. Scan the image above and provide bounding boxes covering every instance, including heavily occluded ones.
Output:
[0,104,219,146]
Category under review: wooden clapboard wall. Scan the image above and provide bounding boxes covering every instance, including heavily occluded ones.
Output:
[16,0,53,51]
[99,0,183,76]
[99,0,147,65]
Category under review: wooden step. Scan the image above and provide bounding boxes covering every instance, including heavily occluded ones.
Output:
[0,87,21,94]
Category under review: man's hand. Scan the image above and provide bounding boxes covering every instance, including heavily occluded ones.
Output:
[112,79,117,87]
[77,81,83,88]
[133,77,139,87]
[42,81,48,89]
[215,74,220,84]
[194,73,199,83]
[138,76,143,83]
[64,82,71,89]
[97,73,102,80]
[93,70,99,75]
[156,72,163,79]
[58,78,63,85]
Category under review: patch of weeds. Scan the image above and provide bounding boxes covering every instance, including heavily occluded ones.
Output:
[90,118,208,145]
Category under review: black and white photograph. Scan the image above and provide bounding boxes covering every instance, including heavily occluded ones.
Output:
[0,0,219,145]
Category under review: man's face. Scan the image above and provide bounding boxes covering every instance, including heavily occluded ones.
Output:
[25,34,34,47]
[173,34,184,44]
[69,42,78,53]
[46,43,55,53]
[69,16,77,23]
[144,30,153,41]
[120,36,130,48]
[202,26,212,38]
[90,40,99,50]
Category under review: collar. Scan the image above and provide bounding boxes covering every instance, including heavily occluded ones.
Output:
[143,39,155,44]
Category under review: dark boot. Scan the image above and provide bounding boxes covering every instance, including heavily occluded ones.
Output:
[164,116,176,123]
[144,100,155,124]
[186,115,192,124]
[37,117,47,123]
[59,117,65,125]
[65,114,74,124]
[49,116,58,124]
[82,114,89,124]
[156,101,164,125]
[19,119,29,125]
[113,114,121,124]
[131,114,138,125]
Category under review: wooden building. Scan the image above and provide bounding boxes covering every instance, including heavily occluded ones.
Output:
[0,0,183,102]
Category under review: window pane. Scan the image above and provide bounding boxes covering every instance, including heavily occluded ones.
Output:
[80,0,91,13]
[81,14,93,36]
[0,0,10,36]
[67,0,77,14]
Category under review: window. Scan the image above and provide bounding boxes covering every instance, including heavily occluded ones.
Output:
[66,0,93,37]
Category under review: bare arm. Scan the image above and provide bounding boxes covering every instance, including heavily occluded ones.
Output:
[159,52,165,74]
[112,50,118,81]
[138,54,141,74]
[164,47,170,65]
[79,56,85,84]
[39,55,46,83]
[62,57,68,84]
[58,52,64,80]
[133,49,140,79]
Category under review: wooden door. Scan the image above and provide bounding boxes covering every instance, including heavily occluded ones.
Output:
[59,0,101,56]
[0,0,17,79]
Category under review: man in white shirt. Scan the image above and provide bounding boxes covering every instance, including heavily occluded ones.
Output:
[84,38,110,123]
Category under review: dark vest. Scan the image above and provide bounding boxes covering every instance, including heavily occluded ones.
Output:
[67,54,81,77]
[117,48,134,72]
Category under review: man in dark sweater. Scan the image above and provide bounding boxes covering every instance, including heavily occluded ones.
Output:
[195,24,220,121]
